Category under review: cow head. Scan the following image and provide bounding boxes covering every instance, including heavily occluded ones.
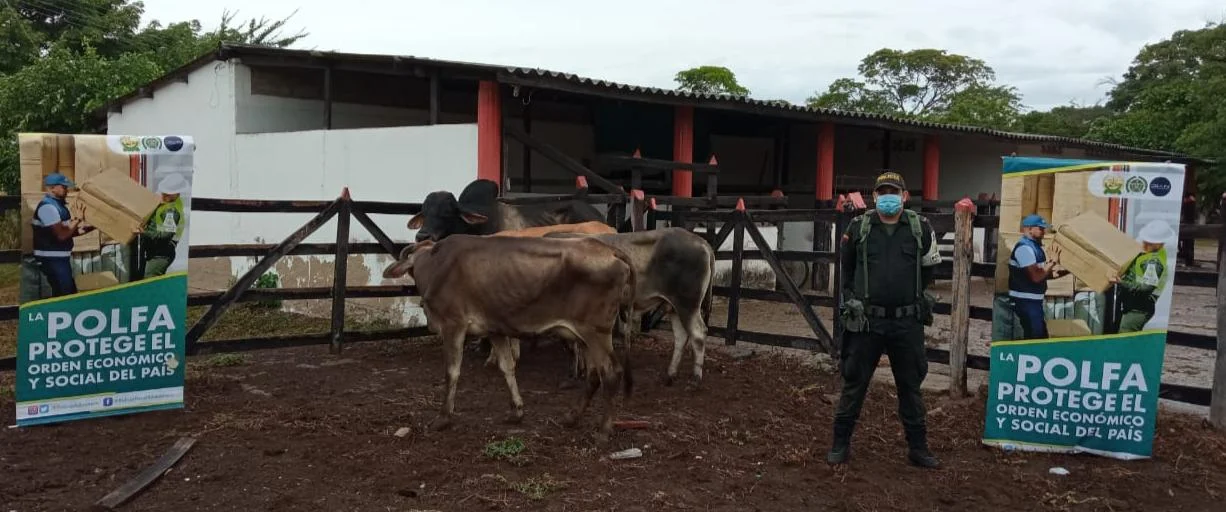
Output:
[383,240,437,280]
[407,180,500,242]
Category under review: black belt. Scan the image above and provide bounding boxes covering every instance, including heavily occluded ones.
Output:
[866,304,918,318]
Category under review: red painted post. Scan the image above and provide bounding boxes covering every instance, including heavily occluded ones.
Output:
[673,106,695,197]
[735,198,746,212]
[632,148,642,159]
[923,135,940,201]
[576,176,588,190]
[817,123,835,203]
[477,81,502,185]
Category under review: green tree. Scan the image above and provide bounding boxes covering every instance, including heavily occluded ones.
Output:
[674,65,750,96]
[807,48,1023,130]
[1015,103,1112,139]
[1086,22,1226,217]
[0,2,307,193]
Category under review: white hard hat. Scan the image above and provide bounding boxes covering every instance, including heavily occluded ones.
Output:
[1136,220,1175,244]
[157,173,190,195]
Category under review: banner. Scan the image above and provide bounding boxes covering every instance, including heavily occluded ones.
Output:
[984,156,1185,460]
[15,134,194,426]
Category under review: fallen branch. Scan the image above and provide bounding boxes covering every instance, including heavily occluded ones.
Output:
[92,437,197,511]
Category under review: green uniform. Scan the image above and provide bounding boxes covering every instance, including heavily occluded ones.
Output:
[139,197,185,278]
[1116,247,1168,333]
[834,209,941,453]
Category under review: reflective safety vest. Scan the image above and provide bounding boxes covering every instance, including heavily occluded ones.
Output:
[1008,235,1046,301]
[31,194,72,258]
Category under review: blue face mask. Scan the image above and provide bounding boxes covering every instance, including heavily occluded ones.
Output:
[875,194,904,215]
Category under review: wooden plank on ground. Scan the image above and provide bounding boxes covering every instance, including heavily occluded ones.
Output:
[92,437,197,511]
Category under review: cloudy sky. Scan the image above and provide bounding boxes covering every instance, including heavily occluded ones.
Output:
[139,0,1224,111]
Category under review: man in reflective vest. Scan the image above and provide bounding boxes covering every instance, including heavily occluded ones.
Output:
[1007,214,1067,339]
[137,173,189,279]
[1113,220,1174,332]
[32,172,96,297]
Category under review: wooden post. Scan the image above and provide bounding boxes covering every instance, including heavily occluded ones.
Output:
[1210,193,1226,428]
[428,71,440,125]
[330,189,352,355]
[726,201,746,346]
[949,197,976,398]
[629,189,646,231]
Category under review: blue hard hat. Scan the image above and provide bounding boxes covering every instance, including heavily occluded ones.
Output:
[43,172,75,188]
[1021,214,1049,229]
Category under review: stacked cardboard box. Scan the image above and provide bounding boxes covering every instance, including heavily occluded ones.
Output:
[18,134,149,252]
[75,271,120,292]
[1052,212,1142,294]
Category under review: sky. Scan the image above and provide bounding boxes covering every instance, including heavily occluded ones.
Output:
[137,0,1226,112]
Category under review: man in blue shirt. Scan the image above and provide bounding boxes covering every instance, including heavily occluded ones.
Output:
[32,172,96,297]
[1007,214,1067,339]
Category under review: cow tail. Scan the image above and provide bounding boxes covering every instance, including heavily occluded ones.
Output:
[702,243,715,327]
[612,247,637,398]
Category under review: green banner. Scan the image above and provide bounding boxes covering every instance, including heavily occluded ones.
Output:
[987,156,1185,460]
[15,133,195,426]
[16,273,188,425]
[982,331,1166,459]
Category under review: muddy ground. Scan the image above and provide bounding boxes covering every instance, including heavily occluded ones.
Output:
[3,331,1226,511]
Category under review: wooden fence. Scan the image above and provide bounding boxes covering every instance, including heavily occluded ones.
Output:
[0,191,1221,419]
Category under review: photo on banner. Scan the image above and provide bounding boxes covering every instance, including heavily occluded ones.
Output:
[15,134,195,427]
[983,155,1184,460]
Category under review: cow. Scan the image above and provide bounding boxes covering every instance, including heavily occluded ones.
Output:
[408,179,607,242]
[381,234,637,443]
[543,227,716,388]
[491,220,617,238]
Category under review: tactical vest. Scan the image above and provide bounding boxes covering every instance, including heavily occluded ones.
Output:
[853,208,924,305]
[1008,236,1046,300]
[32,195,72,257]
[1123,247,1169,299]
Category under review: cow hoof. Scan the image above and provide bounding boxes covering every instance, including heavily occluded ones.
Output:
[504,412,524,425]
[430,416,454,432]
[662,374,676,387]
[685,380,702,392]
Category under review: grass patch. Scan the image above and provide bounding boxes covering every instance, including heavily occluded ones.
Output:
[510,474,565,501]
[483,437,527,461]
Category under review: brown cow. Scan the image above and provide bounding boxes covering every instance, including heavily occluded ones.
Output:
[382,234,637,443]
[490,220,617,238]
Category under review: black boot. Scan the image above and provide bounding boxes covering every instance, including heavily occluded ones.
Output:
[826,424,853,465]
[905,429,940,469]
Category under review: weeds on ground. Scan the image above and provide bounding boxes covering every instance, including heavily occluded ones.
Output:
[483,437,526,460]
[510,474,565,500]
[202,353,248,367]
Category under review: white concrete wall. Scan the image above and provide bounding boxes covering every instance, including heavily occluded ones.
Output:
[106,60,238,213]
[231,63,474,134]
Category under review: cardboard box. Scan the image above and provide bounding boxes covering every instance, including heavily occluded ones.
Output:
[1052,212,1142,294]
[77,168,160,245]
[1047,318,1092,338]
[75,271,119,292]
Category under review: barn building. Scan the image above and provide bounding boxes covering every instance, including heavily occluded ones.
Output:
[99,43,1204,325]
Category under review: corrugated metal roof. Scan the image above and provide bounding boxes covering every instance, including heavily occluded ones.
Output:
[102,43,1209,164]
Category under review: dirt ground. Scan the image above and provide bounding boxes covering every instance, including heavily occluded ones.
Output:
[3,331,1226,512]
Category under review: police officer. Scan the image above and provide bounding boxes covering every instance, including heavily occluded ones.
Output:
[32,172,96,297]
[829,171,943,468]
[1113,220,1174,333]
[137,173,189,279]
[1007,214,1068,339]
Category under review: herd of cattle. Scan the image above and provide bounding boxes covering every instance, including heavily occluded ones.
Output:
[381,179,717,443]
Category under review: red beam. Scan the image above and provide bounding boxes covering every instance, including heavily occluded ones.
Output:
[672,106,694,197]
[816,123,834,201]
[477,80,502,185]
[923,134,940,200]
